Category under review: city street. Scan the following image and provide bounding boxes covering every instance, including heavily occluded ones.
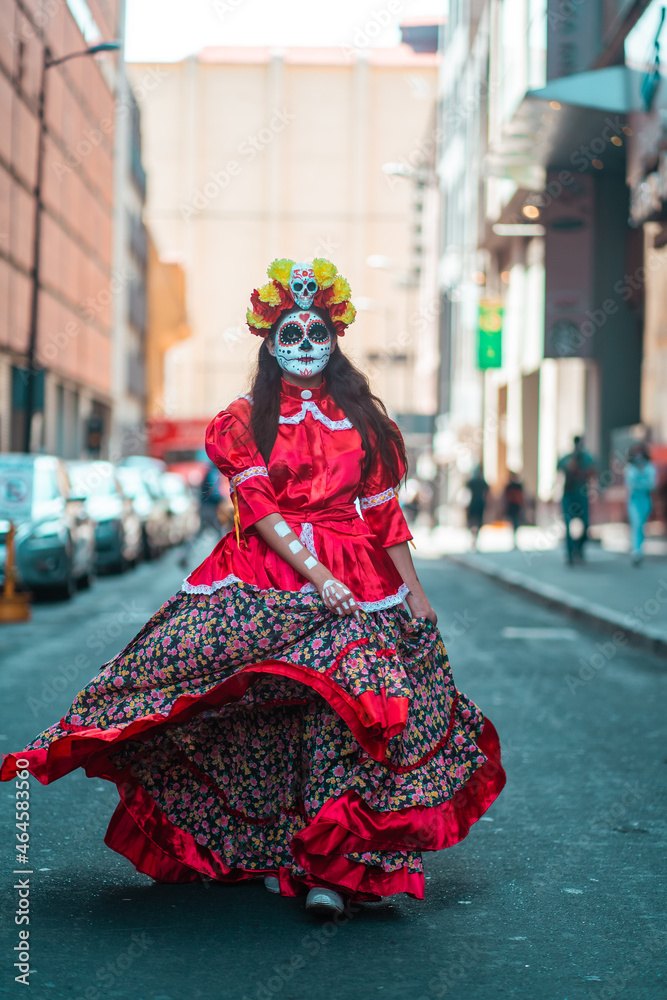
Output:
[1,551,665,1000]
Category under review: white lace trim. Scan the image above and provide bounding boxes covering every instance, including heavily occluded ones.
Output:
[229,466,269,491]
[279,400,353,431]
[359,487,398,510]
[235,393,253,404]
[180,575,408,611]
[358,583,409,611]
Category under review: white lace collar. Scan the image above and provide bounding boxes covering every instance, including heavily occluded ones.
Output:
[235,392,353,431]
[279,400,352,430]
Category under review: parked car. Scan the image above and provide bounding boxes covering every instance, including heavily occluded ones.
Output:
[116,464,171,560]
[160,472,200,545]
[67,461,142,573]
[0,454,96,599]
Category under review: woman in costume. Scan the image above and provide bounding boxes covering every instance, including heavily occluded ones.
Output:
[1,259,505,917]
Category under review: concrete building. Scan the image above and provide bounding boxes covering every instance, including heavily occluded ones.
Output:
[128,44,439,426]
[624,1,667,453]
[0,0,122,457]
[435,0,650,521]
[109,32,150,460]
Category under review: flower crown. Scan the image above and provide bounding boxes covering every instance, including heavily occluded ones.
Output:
[246,258,357,338]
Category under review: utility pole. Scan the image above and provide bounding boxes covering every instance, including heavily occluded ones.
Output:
[22,40,121,453]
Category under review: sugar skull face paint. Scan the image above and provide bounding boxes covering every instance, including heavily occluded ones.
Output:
[289,263,318,309]
[273,310,332,377]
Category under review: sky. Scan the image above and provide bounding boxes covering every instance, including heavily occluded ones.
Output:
[124,0,445,62]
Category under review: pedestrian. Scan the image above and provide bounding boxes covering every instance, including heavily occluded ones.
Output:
[0,259,505,918]
[466,464,489,550]
[624,443,656,566]
[557,435,595,564]
[503,471,524,548]
[178,460,231,569]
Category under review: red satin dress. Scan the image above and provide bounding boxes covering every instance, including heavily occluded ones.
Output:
[0,376,505,902]
[184,377,413,609]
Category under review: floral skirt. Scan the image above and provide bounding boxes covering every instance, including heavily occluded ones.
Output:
[0,584,506,901]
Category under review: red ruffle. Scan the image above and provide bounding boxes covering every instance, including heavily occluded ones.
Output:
[83,720,503,902]
[98,768,424,901]
[0,654,423,788]
[1,662,505,902]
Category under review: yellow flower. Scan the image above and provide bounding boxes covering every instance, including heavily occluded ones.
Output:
[257,281,282,305]
[312,258,338,289]
[329,275,351,304]
[246,308,272,330]
[266,258,295,288]
[337,302,356,326]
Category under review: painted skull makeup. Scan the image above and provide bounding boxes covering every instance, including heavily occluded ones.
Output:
[273,310,332,377]
[289,263,318,309]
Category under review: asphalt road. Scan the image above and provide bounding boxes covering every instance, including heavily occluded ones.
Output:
[0,547,665,1000]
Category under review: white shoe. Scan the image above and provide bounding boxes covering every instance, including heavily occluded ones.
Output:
[263,875,280,894]
[305,886,345,917]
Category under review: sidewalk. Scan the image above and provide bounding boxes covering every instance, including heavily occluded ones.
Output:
[411,524,667,656]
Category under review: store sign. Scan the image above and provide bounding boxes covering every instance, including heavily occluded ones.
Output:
[547,0,601,81]
[477,300,503,369]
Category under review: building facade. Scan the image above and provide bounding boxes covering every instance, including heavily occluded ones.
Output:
[129,44,439,426]
[109,38,150,460]
[0,0,123,458]
[435,0,650,520]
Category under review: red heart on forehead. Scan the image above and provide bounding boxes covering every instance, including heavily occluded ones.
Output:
[298,313,311,322]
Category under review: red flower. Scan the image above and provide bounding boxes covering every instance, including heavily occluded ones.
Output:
[249,282,294,327]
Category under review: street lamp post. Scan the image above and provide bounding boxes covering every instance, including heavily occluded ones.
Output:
[23,40,120,454]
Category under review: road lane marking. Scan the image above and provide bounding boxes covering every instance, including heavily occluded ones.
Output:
[501,627,578,640]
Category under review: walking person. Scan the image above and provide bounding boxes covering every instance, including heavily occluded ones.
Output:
[557,435,595,564]
[466,464,489,550]
[625,443,656,566]
[1,259,505,917]
[503,471,524,548]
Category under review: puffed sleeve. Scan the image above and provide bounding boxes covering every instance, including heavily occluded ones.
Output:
[359,423,413,548]
[205,402,280,530]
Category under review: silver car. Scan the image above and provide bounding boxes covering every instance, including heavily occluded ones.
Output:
[67,461,142,573]
[0,454,96,599]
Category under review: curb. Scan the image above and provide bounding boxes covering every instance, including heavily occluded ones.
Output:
[446,553,667,659]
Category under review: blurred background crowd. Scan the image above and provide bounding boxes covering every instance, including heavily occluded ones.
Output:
[3,0,667,600]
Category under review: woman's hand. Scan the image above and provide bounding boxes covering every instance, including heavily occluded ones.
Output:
[405,590,438,626]
[315,574,361,619]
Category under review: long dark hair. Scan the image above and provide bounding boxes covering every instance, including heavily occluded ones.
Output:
[246,308,407,482]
